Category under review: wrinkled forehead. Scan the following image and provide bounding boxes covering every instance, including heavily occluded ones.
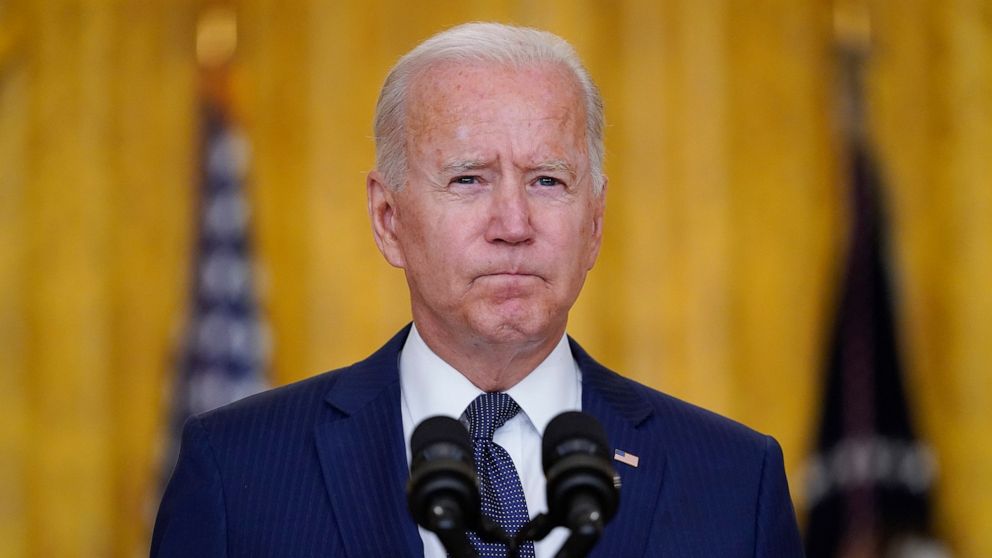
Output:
[404,59,587,132]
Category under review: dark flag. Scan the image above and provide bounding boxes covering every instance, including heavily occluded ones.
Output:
[163,97,269,473]
[802,53,946,555]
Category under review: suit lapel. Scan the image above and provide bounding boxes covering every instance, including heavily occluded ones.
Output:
[573,339,668,558]
[314,327,424,558]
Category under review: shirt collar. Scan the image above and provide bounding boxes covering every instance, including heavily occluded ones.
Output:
[399,324,580,431]
[505,333,581,434]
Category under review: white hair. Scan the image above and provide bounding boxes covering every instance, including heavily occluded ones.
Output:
[373,22,606,193]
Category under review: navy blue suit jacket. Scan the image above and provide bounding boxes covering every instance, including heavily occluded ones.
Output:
[152,326,803,557]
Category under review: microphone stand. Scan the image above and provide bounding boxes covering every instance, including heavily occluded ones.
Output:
[553,497,605,558]
[433,512,517,558]
[423,494,477,558]
[478,515,518,557]
[512,502,605,558]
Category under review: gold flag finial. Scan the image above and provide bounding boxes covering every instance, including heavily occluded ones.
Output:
[833,0,872,53]
[197,5,238,68]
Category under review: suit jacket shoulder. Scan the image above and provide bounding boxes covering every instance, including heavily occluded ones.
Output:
[571,339,804,557]
[152,327,422,558]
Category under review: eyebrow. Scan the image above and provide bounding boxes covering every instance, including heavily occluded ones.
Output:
[531,160,576,176]
[439,158,578,177]
[441,159,490,174]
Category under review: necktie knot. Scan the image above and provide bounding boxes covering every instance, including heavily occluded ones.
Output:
[465,392,520,442]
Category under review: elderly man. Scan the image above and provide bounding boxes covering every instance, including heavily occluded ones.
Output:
[152,23,803,558]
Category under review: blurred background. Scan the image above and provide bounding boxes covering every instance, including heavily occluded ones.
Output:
[1,0,989,556]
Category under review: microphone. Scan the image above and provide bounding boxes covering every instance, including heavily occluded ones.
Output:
[407,416,480,558]
[407,416,512,558]
[515,411,620,557]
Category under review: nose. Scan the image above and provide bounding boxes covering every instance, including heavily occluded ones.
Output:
[485,182,534,245]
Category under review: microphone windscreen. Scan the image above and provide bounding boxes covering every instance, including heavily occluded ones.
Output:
[411,415,472,461]
[541,411,610,471]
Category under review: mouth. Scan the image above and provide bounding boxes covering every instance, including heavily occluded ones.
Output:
[472,271,545,288]
[477,271,542,279]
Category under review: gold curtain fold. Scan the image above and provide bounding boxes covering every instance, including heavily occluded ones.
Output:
[872,0,992,550]
[1,1,197,556]
[1,0,990,556]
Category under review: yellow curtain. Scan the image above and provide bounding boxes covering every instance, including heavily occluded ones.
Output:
[1,0,989,556]
[871,1,992,551]
[0,1,197,556]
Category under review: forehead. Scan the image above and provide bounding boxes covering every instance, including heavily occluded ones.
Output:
[405,59,586,136]
[406,61,586,164]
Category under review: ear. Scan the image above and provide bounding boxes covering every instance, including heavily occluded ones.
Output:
[585,177,607,270]
[367,170,406,269]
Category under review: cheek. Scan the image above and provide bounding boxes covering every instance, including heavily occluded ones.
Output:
[557,211,600,272]
[400,211,468,275]
[559,210,595,247]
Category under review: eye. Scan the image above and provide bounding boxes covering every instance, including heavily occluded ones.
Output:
[536,176,562,187]
[452,175,480,185]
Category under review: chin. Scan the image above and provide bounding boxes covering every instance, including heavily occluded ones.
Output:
[468,304,562,345]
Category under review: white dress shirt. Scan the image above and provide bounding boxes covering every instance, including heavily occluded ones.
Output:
[400,324,582,558]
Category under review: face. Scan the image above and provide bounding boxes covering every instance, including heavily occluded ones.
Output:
[368,61,605,348]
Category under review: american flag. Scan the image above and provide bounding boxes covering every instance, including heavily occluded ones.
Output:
[614,449,640,468]
[164,101,269,471]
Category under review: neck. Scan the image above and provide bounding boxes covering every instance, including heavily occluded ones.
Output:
[413,321,564,392]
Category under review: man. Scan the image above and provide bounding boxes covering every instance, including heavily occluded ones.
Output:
[152,22,804,557]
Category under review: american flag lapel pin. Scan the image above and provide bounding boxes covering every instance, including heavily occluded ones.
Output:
[613,448,639,468]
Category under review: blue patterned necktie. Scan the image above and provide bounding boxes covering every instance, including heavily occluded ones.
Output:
[464,393,536,558]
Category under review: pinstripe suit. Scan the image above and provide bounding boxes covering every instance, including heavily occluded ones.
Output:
[151,325,804,557]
